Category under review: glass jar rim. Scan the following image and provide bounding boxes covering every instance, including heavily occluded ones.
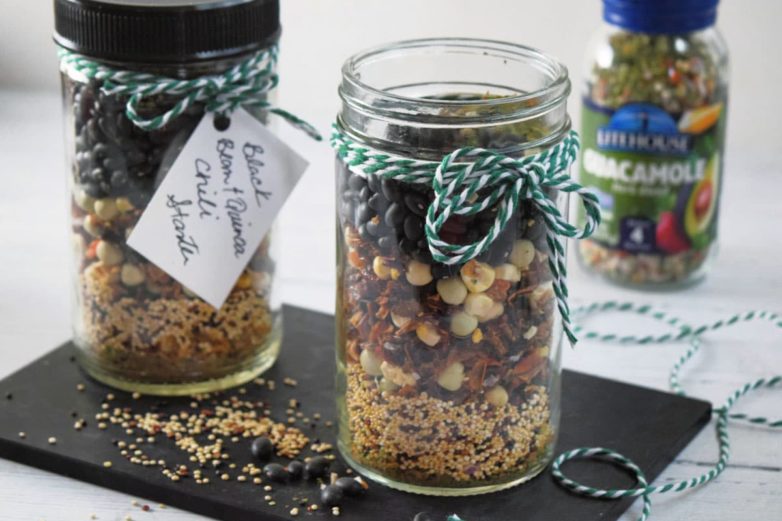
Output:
[339,37,571,125]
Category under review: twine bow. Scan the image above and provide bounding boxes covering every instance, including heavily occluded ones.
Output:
[58,46,321,140]
[331,125,602,344]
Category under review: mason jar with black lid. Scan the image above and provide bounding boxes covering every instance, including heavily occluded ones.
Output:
[55,0,284,395]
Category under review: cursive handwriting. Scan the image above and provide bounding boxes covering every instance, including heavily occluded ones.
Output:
[217,138,235,185]
[194,158,217,219]
[166,194,200,265]
[242,142,272,207]
[225,194,248,258]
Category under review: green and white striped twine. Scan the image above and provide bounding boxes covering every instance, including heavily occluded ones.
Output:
[58,46,322,140]
[331,125,602,344]
[550,302,782,521]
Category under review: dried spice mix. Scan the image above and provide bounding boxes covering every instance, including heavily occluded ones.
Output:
[578,0,729,287]
[333,39,595,494]
[55,0,286,394]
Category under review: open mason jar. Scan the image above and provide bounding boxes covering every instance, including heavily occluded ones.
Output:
[55,0,283,395]
[334,39,575,495]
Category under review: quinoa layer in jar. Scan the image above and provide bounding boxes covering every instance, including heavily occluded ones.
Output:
[577,0,729,288]
[334,39,576,495]
[56,0,283,395]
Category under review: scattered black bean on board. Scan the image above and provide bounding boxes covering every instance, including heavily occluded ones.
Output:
[250,436,273,461]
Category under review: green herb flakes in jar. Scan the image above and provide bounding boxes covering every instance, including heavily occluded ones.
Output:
[578,0,729,288]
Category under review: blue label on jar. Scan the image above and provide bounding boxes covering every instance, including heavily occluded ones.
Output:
[597,104,693,156]
[619,216,656,253]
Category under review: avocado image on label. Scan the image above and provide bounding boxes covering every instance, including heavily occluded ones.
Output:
[678,154,720,250]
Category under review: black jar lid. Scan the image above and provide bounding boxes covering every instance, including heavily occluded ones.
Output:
[54,0,280,63]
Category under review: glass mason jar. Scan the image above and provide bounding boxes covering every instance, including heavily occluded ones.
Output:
[577,0,729,288]
[334,38,573,495]
[55,0,283,395]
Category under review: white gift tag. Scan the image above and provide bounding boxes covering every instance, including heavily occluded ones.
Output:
[127,108,308,308]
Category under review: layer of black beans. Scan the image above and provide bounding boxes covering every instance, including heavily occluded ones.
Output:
[67,77,271,273]
[69,79,202,208]
[337,162,549,270]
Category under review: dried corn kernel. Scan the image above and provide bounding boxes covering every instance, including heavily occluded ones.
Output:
[372,256,392,280]
[416,322,441,347]
[94,198,119,220]
[115,197,134,213]
[360,349,383,376]
[83,214,103,237]
[494,263,521,282]
[390,312,411,328]
[477,301,504,323]
[510,239,536,270]
[74,189,95,212]
[406,260,433,286]
[120,264,146,287]
[436,277,468,305]
[436,362,464,391]
[450,311,478,337]
[464,293,494,318]
[460,260,495,293]
[485,385,509,407]
[96,240,123,266]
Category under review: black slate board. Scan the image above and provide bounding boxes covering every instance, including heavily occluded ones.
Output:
[0,305,711,521]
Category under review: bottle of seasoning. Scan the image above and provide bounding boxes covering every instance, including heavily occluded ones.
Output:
[55,0,284,395]
[578,0,728,287]
[332,38,599,494]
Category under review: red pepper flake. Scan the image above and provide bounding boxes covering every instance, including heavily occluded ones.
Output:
[85,239,100,259]
[668,67,682,85]
[485,279,511,301]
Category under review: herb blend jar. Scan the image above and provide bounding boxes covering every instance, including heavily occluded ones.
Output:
[332,39,599,495]
[55,0,284,395]
[578,0,729,287]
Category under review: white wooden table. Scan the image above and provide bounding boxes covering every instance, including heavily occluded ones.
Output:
[0,91,779,521]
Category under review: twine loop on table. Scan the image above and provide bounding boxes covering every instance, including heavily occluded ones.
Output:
[58,46,322,140]
[550,302,782,521]
[331,125,601,345]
